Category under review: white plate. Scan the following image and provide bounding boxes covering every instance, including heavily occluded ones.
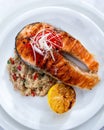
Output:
[0,6,104,130]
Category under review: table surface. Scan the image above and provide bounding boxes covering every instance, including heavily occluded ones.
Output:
[0,0,104,130]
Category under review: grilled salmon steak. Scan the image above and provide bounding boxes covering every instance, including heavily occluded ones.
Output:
[15,22,99,89]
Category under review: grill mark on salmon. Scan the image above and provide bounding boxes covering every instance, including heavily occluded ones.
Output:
[15,22,100,89]
[61,32,99,72]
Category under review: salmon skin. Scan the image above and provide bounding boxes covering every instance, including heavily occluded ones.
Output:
[15,22,99,89]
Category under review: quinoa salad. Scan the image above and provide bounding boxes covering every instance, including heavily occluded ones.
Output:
[7,53,56,97]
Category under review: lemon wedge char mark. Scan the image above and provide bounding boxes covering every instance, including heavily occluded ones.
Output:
[48,84,76,114]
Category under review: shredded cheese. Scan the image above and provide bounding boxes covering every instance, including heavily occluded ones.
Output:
[30,27,62,62]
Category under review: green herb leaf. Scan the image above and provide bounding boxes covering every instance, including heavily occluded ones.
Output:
[7,60,10,64]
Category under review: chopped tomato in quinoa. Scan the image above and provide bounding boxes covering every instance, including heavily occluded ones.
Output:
[7,53,56,96]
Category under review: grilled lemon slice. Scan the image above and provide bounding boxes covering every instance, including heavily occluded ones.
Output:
[48,83,76,114]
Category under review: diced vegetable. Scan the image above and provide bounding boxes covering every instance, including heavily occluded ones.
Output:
[7,60,10,64]
[17,65,22,71]
[12,74,17,81]
[12,67,17,72]
[10,58,14,64]
[31,91,36,96]
[33,73,38,80]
